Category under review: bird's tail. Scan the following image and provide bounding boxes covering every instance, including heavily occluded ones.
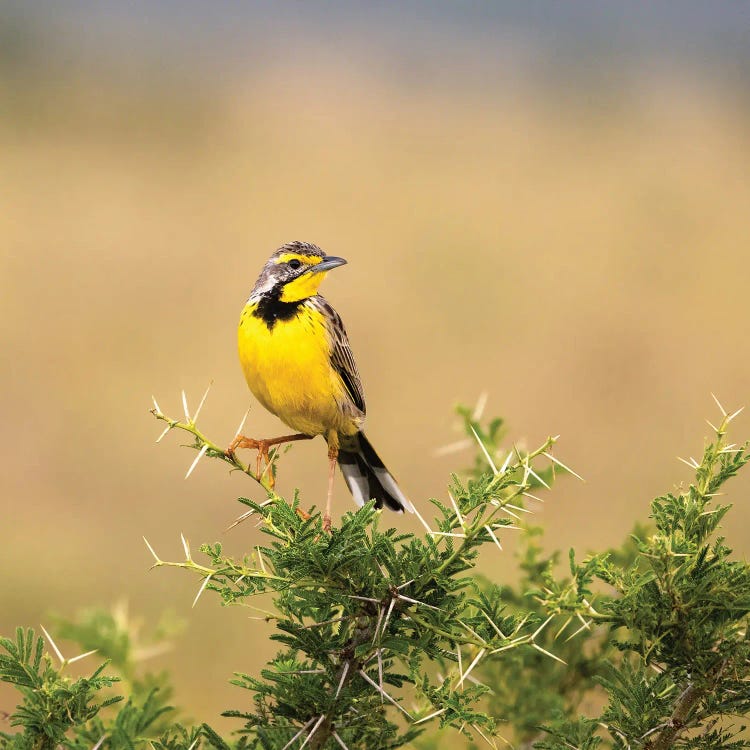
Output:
[337,432,414,513]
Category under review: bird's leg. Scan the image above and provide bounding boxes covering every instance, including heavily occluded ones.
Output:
[295,507,312,522]
[323,443,338,533]
[226,433,313,486]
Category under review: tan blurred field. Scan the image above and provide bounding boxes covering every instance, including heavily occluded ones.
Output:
[2,50,750,728]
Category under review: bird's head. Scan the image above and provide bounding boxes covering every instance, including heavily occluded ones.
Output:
[251,241,347,302]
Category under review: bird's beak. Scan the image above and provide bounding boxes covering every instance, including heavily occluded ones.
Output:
[312,256,347,273]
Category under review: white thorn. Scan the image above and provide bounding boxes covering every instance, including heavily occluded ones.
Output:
[192,380,213,423]
[192,575,212,608]
[234,408,251,439]
[532,642,567,665]
[91,736,107,750]
[711,392,727,417]
[677,456,700,469]
[458,619,487,645]
[40,625,65,665]
[448,492,465,528]
[185,443,209,479]
[381,597,397,638]
[377,649,384,700]
[428,531,467,538]
[456,647,486,688]
[132,642,173,662]
[411,503,434,534]
[256,547,267,575]
[358,670,413,718]
[554,616,572,640]
[299,715,326,750]
[434,438,472,457]
[151,395,162,414]
[413,707,447,726]
[280,718,316,750]
[67,648,98,665]
[565,618,593,642]
[727,405,745,423]
[521,463,530,488]
[155,425,171,443]
[332,730,352,750]
[489,639,528,655]
[397,595,441,611]
[472,391,488,420]
[372,605,385,645]
[484,525,503,552]
[499,450,514,473]
[542,452,585,482]
[532,615,554,640]
[525,463,550,489]
[521,491,544,503]
[705,418,720,432]
[514,613,531,634]
[470,425,499,475]
[480,609,506,639]
[143,537,161,563]
[292,669,326,674]
[226,509,255,531]
[181,533,191,560]
[335,661,350,698]
[181,389,190,421]
[471,722,499,749]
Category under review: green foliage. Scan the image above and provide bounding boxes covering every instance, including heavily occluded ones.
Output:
[2,396,750,750]
[145,416,562,749]
[0,613,209,750]
[530,407,750,749]
[0,627,121,748]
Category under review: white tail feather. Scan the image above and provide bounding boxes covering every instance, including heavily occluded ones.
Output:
[336,432,414,513]
[340,462,368,507]
[371,466,414,513]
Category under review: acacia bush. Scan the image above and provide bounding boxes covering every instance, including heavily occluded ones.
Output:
[2,395,749,749]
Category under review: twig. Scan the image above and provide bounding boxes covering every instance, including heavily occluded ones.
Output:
[150,400,274,491]
[648,683,703,750]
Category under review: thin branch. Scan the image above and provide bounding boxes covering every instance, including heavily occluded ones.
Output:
[150,398,274,490]
[649,683,703,750]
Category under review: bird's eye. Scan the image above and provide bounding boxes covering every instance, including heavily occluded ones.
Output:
[288,259,302,270]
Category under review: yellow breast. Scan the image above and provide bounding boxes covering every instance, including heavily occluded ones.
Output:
[238,301,352,437]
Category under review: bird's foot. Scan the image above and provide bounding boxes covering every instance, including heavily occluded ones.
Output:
[295,507,312,521]
[226,434,275,486]
[322,513,333,534]
[226,432,313,487]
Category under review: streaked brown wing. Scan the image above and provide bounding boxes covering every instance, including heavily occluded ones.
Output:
[313,296,366,415]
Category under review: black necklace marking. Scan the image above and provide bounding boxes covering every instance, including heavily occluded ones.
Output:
[253,286,306,331]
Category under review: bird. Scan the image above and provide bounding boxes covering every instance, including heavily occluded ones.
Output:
[231,241,413,531]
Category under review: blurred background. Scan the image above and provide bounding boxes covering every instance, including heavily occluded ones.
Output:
[2,0,750,730]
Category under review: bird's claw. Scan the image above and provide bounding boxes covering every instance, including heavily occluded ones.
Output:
[226,434,275,487]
